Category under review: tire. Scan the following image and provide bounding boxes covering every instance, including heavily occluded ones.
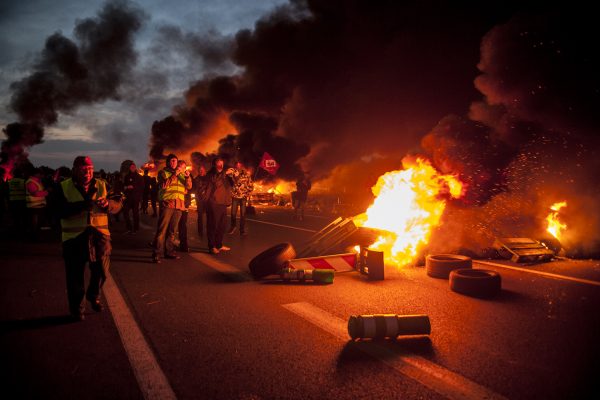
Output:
[426,254,472,279]
[248,243,296,279]
[449,268,501,298]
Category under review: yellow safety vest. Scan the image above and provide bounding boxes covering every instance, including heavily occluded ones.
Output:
[158,170,186,201]
[60,178,110,241]
[8,178,26,201]
[26,177,46,208]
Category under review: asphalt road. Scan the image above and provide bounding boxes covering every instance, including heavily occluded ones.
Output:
[1,206,600,399]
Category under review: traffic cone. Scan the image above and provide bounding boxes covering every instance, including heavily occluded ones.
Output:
[347,314,430,340]
[279,268,335,284]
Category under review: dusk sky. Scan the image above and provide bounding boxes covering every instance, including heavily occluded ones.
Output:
[0,0,286,170]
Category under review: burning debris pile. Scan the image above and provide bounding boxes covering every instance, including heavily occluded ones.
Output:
[353,158,463,266]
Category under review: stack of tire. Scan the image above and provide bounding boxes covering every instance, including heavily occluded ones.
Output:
[426,254,501,298]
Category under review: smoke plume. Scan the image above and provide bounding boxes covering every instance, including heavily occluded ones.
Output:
[424,7,600,257]
[149,0,519,179]
[1,0,146,172]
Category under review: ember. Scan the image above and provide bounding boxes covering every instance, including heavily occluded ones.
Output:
[354,158,463,266]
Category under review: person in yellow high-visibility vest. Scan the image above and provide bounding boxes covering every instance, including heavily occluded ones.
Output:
[57,156,120,321]
[8,168,27,236]
[25,168,48,239]
[151,154,192,263]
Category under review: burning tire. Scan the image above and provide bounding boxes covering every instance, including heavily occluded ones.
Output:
[426,254,472,279]
[248,243,296,279]
[449,268,501,298]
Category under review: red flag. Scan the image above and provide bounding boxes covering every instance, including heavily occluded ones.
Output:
[259,152,280,175]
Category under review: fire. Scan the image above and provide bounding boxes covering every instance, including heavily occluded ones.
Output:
[546,201,567,241]
[354,158,463,266]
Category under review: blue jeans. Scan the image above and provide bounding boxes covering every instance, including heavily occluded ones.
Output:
[153,207,181,257]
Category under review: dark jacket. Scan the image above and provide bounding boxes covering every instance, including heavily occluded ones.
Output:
[207,168,233,206]
[193,174,210,203]
[123,172,144,202]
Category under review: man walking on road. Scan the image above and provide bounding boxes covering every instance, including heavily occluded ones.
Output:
[206,157,233,254]
[228,161,253,236]
[151,154,192,263]
[57,156,120,321]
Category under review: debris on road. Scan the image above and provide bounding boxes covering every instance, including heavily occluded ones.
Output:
[449,269,502,298]
[348,314,431,340]
[426,254,472,279]
[248,243,296,279]
[356,246,385,280]
[287,253,356,272]
[493,237,554,263]
[279,268,334,284]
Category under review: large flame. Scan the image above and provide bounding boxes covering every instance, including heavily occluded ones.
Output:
[546,201,567,241]
[354,157,463,266]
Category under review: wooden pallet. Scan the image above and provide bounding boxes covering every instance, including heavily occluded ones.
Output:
[493,237,555,263]
[297,217,358,258]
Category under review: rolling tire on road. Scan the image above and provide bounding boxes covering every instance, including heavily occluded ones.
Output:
[249,243,296,279]
[449,268,501,298]
[426,254,472,279]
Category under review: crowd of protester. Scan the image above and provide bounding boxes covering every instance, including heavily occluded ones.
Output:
[0,154,316,321]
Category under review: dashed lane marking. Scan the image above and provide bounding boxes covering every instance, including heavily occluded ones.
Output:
[245,218,317,233]
[474,260,600,287]
[103,275,177,400]
[282,302,507,400]
[189,252,253,281]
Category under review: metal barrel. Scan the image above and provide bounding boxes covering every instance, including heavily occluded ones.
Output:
[280,268,335,284]
[347,314,430,340]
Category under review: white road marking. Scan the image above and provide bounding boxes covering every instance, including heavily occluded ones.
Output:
[103,275,177,400]
[189,252,252,281]
[246,218,317,233]
[282,302,507,400]
[474,260,600,287]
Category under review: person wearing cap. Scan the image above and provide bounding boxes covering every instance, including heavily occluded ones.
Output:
[56,156,120,321]
[206,157,234,254]
[151,154,192,263]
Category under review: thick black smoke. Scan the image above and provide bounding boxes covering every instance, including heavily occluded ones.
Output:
[1,0,146,172]
[424,7,600,257]
[149,0,520,179]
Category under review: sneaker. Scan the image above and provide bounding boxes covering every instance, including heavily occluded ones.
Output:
[219,245,231,251]
[178,246,189,252]
[210,247,220,254]
[152,255,161,264]
[164,253,181,260]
